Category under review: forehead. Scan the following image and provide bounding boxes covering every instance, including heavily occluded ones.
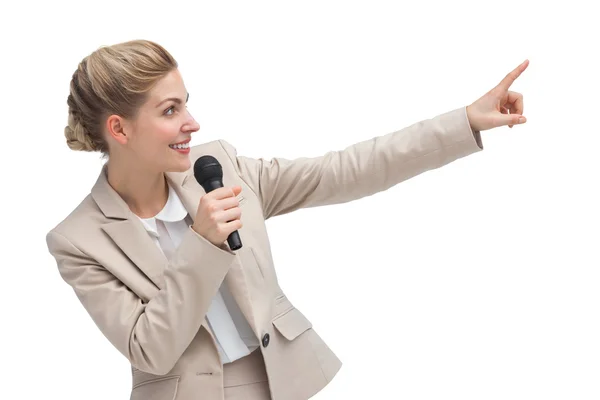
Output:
[148,69,186,101]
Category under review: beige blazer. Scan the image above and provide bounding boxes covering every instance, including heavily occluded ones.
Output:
[46,106,483,400]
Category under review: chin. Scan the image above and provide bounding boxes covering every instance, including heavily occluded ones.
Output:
[161,147,191,171]
[164,157,191,173]
[177,159,192,172]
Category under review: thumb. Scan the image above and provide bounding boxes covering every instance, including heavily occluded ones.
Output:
[232,185,242,195]
[503,114,527,128]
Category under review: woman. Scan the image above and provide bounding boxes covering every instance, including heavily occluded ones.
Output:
[46,40,527,400]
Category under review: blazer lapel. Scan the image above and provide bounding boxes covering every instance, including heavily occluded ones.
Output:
[101,221,168,288]
[91,164,168,289]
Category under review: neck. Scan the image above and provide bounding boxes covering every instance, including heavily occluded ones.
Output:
[105,157,168,219]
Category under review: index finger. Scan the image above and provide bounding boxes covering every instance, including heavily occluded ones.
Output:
[206,186,239,200]
[496,59,529,91]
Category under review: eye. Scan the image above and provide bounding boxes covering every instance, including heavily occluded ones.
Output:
[164,106,175,116]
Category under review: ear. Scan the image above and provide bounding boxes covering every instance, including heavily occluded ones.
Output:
[105,114,130,146]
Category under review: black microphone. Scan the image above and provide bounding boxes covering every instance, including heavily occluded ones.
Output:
[193,155,242,250]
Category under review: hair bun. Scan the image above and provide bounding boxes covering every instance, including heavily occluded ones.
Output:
[64,113,97,152]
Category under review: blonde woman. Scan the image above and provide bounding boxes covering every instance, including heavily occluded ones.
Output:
[46,40,527,400]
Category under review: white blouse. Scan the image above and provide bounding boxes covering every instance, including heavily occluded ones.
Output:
[137,183,259,364]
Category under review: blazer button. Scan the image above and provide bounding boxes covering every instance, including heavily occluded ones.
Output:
[261,333,270,348]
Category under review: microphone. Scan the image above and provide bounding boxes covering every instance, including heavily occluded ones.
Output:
[193,155,243,250]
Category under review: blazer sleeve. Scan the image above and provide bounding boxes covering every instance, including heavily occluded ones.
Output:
[46,226,235,375]
[219,106,483,220]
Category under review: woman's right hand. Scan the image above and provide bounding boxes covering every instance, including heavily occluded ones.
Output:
[192,185,243,247]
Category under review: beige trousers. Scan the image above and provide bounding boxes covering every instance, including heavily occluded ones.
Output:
[223,349,271,400]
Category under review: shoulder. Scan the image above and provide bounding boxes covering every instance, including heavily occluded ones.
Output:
[48,194,100,235]
[188,139,238,161]
[46,194,102,255]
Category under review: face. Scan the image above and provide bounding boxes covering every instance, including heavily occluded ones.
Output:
[109,68,200,173]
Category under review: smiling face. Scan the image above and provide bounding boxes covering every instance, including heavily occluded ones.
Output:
[107,68,200,173]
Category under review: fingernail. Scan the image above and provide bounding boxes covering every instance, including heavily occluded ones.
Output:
[518,117,526,123]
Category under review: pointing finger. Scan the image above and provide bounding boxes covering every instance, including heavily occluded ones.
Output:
[495,59,529,92]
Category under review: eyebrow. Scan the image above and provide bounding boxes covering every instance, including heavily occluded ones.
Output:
[156,92,189,108]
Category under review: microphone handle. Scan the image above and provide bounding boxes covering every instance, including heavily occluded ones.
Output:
[227,231,243,251]
[201,178,243,250]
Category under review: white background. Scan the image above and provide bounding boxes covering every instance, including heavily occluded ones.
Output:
[1,1,599,399]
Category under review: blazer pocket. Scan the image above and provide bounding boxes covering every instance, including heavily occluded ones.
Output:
[131,375,180,400]
[272,307,313,341]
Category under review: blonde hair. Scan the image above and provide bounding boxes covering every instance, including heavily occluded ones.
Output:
[64,40,178,156]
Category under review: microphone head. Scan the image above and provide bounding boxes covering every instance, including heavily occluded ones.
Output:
[194,155,223,187]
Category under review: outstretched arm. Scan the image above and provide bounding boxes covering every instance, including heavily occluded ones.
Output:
[221,106,481,219]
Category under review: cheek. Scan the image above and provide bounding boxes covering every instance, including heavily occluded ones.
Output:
[156,120,181,142]
[131,116,180,153]
[141,121,179,149]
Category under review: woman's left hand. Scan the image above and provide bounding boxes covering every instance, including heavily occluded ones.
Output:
[466,59,529,132]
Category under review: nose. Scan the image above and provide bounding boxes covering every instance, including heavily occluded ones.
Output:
[184,110,200,133]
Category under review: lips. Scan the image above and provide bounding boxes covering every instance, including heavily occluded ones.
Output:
[169,138,191,151]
